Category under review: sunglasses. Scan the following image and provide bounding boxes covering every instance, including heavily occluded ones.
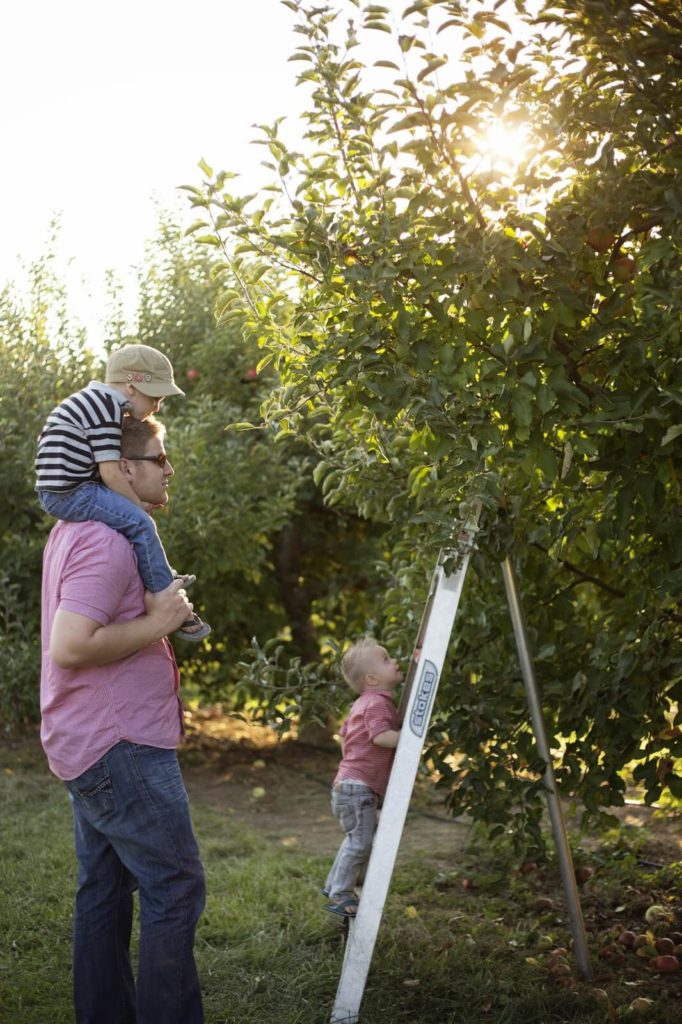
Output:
[127,453,168,467]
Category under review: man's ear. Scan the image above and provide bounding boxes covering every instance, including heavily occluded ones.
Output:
[99,459,129,487]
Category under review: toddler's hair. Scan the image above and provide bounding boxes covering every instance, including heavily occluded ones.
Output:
[340,637,378,693]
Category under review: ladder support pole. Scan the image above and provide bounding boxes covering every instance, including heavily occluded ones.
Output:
[500,556,593,980]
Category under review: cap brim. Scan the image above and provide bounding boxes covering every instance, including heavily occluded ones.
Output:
[134,382,186,398]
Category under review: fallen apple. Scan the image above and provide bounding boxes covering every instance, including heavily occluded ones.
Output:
[653,954,679,973]
[629,997,655,1013]
[618,930,636,948]
[645,904,672,926]
[575,866,594,884]
[655,937,675,955]
[633,934,649,950]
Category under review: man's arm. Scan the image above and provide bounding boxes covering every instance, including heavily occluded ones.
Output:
[50,580,192,669]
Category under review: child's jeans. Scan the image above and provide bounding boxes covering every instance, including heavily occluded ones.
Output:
[39,484,174,594]
[324,780,378,901]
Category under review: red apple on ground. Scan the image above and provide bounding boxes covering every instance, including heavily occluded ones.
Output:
[653,955,679,972]
[655,937,675,955]
[575,866,594,884]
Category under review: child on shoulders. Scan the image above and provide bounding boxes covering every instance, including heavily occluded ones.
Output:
[35,343,210,641]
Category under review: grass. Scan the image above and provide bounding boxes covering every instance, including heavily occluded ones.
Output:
[1,738,681,1024]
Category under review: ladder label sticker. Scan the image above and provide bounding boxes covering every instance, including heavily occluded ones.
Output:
[409,659,439,737]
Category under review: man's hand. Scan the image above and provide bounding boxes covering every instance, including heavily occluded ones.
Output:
[144,578,194,635]
[50,579,193,669]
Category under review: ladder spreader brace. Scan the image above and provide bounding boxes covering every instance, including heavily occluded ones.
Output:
[330,516,592,1024]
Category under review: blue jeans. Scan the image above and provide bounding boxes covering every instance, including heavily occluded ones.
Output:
[65,742,206,1024]
[39,484,174,593]
[324,781,378,901]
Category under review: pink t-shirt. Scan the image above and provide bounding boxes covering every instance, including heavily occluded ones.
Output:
[40,520,183,781]
[333,690,400,797]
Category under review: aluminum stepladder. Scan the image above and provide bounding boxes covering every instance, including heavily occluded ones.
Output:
[330,515,592,1024]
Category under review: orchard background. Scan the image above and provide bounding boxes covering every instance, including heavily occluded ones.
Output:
[1,0,681,853]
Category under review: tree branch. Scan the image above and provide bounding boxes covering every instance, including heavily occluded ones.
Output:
[531,542,625,598]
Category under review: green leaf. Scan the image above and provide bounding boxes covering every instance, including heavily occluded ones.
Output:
[661,424,682,447]
[417,56,448,82]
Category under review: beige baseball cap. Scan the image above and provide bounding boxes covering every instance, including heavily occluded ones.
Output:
[105,344,185,398]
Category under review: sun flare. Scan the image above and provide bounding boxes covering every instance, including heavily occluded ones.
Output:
[479,119,530,171]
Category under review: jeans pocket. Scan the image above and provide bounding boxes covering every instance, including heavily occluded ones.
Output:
[129,744,187,804]
[67,760,116,823]
[336,800,357,833]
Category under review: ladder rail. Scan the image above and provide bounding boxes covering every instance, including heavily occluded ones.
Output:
[330,522,593,1024]
[331,544,475,1024]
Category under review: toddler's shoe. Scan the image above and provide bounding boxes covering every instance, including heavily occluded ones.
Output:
[175,614,211,642]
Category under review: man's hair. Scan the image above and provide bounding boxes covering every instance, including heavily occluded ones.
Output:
[120,415,165,459]
[340,637,379,693]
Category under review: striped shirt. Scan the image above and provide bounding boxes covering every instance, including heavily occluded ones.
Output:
[35,382,130,493]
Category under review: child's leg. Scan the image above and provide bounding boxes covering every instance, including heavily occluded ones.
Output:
[39,484,174,593]
[325,783,377,904]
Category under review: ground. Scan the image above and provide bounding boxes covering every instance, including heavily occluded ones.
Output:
[181,708,471,864]
[180,707,682,869]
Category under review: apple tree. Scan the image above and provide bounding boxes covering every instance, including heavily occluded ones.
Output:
[111,215,388,713]
[0,251,96,726]
[186,0,681,842]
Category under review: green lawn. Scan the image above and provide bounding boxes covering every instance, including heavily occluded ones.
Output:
[1,738,680,1024]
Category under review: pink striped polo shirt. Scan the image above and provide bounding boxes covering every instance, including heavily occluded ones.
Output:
[333,689,400,797]
[40,520,183,781]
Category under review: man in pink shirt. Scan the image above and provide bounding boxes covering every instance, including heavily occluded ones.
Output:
[40,415,205,1024]
[323,638,403,918]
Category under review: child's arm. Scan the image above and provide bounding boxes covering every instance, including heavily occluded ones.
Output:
[98,460,146,509]
[372,729,400,749]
